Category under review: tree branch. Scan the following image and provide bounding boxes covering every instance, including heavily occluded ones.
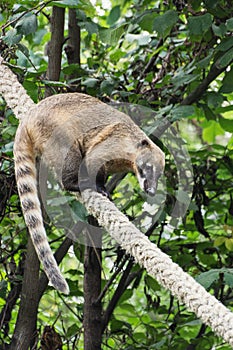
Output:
[181,59,233,106]
[101,259,134,332]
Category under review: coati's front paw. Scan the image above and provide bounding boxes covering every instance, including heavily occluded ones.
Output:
[96,185,110,199]
[78,179,110,198]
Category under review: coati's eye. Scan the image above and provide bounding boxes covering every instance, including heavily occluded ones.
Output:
[137,139,149,148]
[138,167,144,176]
[141,139,149,147]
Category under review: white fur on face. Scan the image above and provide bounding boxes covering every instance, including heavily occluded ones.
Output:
[135,146,164,196]
[137,172,146,192]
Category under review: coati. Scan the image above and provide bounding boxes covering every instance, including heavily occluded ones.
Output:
[14,93,165,294]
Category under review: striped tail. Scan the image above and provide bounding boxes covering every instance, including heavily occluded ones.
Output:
[14,126,69,294]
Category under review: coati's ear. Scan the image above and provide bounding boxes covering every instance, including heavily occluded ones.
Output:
[138,139,149,148]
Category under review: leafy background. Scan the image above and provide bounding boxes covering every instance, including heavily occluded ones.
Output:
[0,0,233,349]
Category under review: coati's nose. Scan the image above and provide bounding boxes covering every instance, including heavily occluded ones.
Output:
[144,179,157,196]
[146,187,156,196]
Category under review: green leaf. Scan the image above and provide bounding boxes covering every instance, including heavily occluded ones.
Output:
[216,36,233,52]
[0,280,8,299]
[71,201,88,222]
[51,0,82,8]
[216,48,233,69]
[196,270,219,289]
[225,238,233,251]
[202,120,224,143]
[212,23,226,37]
[214,236,226,247]
[170,105,195,121]
[228,136,233,150]
[107,5,121,26]
[2,125,17,137]
[23,80,38,102]
[138,12,157,33]
[78,0,95,17]
[62,64,86,76]
[196,268,233,289]
[3,28,22,46]
[153,10,178,38]
[110,319,131,333]
[219,116,233,133]
[220,68,233,93]
[202,105,216,120]
[197,51,213,68]
[51,0,95,16]
[171,63,197,87]
[66,324,79,338]
[206,92,224,108]
[145,276,160,292]
[224,271,233,287]
[99,24,126,45]
[118,289,133,304]
[109,48,126,62]
[17,43,30,59]
[125,32,151,46]
[216,105,233,114]
[83,21,99,35]
[188,13,212,40]
[226,18,233,31]
[100,79,115,95]
[15,13,37,36]
[82,78,99,88]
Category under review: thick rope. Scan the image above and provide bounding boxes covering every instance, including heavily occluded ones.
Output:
[0,57,35,119]
[1,58,233,347]
[81,189,233,347]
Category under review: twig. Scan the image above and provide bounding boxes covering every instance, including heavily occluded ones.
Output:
[181,59,233,106]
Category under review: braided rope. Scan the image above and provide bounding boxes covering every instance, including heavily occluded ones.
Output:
[81,189,233,347]
[0,57,35,119]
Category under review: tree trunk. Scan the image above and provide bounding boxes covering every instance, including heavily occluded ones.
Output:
[66,8,80,66]
[9,237,40,350]
[65,8,81,91]
[83,221,102,350]
[45,6,65,97]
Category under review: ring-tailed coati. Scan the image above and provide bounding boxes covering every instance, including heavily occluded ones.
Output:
[14,93,165,294]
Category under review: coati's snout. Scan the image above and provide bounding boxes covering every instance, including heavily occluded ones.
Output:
[136,162,163,196]
[136,139,165,196]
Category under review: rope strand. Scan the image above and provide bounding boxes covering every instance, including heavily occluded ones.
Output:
[0,57,35,119]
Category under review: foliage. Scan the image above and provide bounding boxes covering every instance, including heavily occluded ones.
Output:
[0,0,233,349]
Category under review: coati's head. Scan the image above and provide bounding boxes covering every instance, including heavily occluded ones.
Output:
[135,139,165,196]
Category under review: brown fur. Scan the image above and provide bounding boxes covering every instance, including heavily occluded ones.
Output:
[14,93,165,293]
